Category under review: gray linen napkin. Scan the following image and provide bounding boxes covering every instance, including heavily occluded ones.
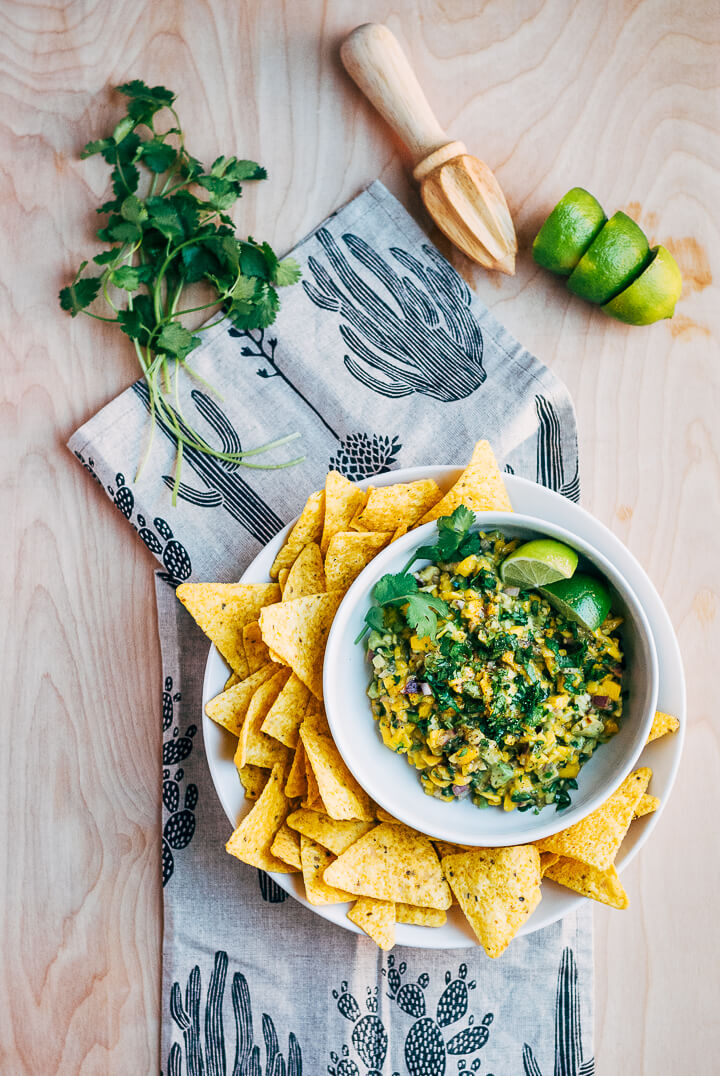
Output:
[69,181,593,1075]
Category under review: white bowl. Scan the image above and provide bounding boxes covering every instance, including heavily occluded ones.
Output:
[202,468,685,947]
[324,512,659,847]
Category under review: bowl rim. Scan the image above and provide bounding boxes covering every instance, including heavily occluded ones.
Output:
[323,508,660,846]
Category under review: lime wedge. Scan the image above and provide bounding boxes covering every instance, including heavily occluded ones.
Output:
[602,245,682,324]
[532,188,607,276]
[540,574,612,631]
[567,211,650,304]
[500,539,579,588]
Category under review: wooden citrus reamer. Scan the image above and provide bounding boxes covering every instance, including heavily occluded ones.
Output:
[341,23,517,274]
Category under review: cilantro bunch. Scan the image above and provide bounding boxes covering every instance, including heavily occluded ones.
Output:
[359,505,478,642]
[60,80,303,499]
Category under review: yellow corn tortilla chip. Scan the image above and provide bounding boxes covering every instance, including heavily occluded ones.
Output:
[544,856,629,910]
[177,582,281,677]
[647,710,680,743]
[633,793,660,819]
[286,809,375,856]
[300,707,376,821]
[243,622,270,674]
[396,904,447,927]
[320,471,365,555]
[537,768,652,870]
[235,668,292,769]
[300,836,353,905]
[391,523,409,542]
[260,674,312,748]
[539,852,559,876]
[324,823,452,909]
[347,897,395,950]
[420,441,512,523]
[236,763,269,801]
[278,568,289,594]
[375,807,402,824]
[270,822,302,871]
[285,742,307,799]
[356,479,442,531]
[283,542,326,600]
[226,761,294,872]
[270,490,325,579]
[324,531,393,593]
[347,491,371,531]
[205,664,278,736]
[303,750,322,808]
[259,591,343,699]
[443,846,542,958]
[225,671,241,689]
[434,841,477,858]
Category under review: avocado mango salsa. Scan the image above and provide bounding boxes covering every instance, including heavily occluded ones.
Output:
[366,531,623,813]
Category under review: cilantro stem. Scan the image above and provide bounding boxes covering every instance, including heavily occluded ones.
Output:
[81,310,118,323]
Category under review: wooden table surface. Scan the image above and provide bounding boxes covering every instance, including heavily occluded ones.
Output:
[2,1,718,1072]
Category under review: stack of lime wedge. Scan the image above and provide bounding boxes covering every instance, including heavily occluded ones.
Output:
[500,538,612,631]
[533,188,682,325]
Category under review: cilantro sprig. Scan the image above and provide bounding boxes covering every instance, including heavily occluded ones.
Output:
[60,80,303,500]
[358,505,477,644]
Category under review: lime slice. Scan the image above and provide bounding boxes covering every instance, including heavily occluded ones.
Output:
[567,211,650,304]
[540,574,612,631]
[602,245,682,324]
[500,539,579,588]
[532,188,607,276]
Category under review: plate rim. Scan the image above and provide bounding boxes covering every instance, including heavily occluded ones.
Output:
[201,467,686,949]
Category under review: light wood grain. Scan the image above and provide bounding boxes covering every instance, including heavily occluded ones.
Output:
[1,1,718,1073]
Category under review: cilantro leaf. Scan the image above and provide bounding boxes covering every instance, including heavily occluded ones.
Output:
[414,504,475,564]
[274,257,302,287]
[116,80,175,107]
[156,322,201,360]
[81,138,113,159]
[405,592,450,640]
[117,295,155,345]
[59,266,102,316]
[363,571,450,642]
[110,264,152,290]
[139,140,176,173]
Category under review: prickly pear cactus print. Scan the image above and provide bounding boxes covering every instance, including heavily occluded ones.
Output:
[161,675,198,886]
[522,948,594,1076]
[257,869,289,903]
[329,432,402,480]
[331,961,494,1076]
[165,950,303,1076]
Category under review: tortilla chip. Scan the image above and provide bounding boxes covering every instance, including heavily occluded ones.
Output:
[391,523,409,542]
[347,491,371,531]
[259,591,343,699]
[324,823,452,909]
[270,822,302,871]
[278,568,289,594]
[205,665,278,736]
[544,856,629,910]
[647,710,680,743]
[356,479,442,531]
[285,743,307,799]
[303,747,322,809]
[236,763,269,801]
[420,441,512,523]
[300,836,353,905]
[443,846,542,958]
[286,809,375,856]
[539,852,559,876]
[375,807,402,824]
[300,705,376,821]
[633,793,660,819]
[396,903,447,927]
[261,674,312,748]
[243,622,270,674]
[347,897,395,949]
[434,841,477,858]
[270,490,325,579]
[537,768,652,870]
[224,672,240,690]
[320,472,365,555]
[226,761,294,872]
[283,542,326,600]
[324,531,393,593]
[177,582,280,677]
[235,668,292,769]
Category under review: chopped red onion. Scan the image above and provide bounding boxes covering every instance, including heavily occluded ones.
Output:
[452,784,471,798]
[503,586,520,597]
[452,599,466,609]
[402,678,419,695]
[367,649,375,662]
[591,695,611,710]
[419,682,433,695]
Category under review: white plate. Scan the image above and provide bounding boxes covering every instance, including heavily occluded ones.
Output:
[202,468,685,948]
